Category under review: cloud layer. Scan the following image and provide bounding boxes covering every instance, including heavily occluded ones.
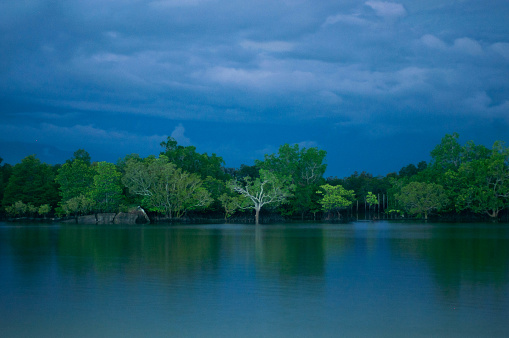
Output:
[1,0,508,175]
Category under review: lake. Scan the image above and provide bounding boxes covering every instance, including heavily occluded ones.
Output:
[1,221,508,337]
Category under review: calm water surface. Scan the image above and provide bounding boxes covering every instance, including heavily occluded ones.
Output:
[1,221,508,337]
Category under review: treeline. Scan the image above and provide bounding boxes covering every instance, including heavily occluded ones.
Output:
[0,133,508,223]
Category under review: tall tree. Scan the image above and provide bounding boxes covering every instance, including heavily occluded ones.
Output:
[430,132,464,171]
[91,162,123,212]
[160,137,228,180]
[122,156,212,218]
[2,155,59,208]
[456,141,509,219]
[257,143,327,218]
[228,169,293,224]
[55,159,96,202]
[67,149,92,166]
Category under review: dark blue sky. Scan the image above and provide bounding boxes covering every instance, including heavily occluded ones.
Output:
[1,1,508,177]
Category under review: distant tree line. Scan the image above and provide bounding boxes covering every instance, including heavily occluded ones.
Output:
[0,133,508,223]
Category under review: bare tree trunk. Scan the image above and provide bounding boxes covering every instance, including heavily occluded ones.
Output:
[255,207,260,225]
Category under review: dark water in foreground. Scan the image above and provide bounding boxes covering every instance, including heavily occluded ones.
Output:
[1,221,509,337]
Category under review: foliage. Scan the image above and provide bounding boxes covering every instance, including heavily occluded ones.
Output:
[316,184,355,219]
[122,156,212,218]
[55,159,96,202]
[2,155,59,208]
[430,133,490,172]
[67,149,92,166]
[257,143,327,218]
[455,141,509,218]
[91,162,123,212]
[329,171,391,203]
[160,137,228,180]
[228,169,293,224]
[202,176,230,212]
[2,132,508,222]
[366,192,378,207]
[5,201,28,217]
[38,204,52,217]
[60,194,95,218]
[5,200,52,218]
[218,193,247,220]
[395,182,448,219]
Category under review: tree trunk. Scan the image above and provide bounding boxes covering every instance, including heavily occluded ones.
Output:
[255,207,260,225]
[487,209,499,220]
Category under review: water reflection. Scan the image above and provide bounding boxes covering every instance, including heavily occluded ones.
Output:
[56,226,222,279]
[254,226,326,277]
[1,222,509,337]
[390,224,509,294]
[4,225,57,275]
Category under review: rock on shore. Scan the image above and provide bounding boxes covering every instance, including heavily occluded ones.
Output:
[62,208,150,225]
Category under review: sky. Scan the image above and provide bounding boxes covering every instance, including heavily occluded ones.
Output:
[1,0,508,177]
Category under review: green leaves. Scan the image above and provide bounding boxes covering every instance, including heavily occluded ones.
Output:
[228,169,294,224]
[395,182,448,219]
[257,143,327,218]
[2,155,59,208]
[60,194,95,217]
[91,162,123,213]
[160,136,227,180]
[122,156,212,218]
[55,159,95,202]
[316,184,355,218]
[454,142,509,218]
[366,192,378,206]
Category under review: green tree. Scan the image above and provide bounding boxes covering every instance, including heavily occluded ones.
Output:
[55,159,96,202]
[257,143,327,218]
[38,204,51,218]
[366,191,378,212]
[91,162,123,212]
[430,132,464,171]
[218,193,247,220]
[456,141,509,219]
[60,194,95,220]
[228,169,293,224]
[160,137,228,180]
[122,156,212,218]
[395,181,448,219]
[2,155,59,208]
[67,149,92,166]
[420,134,493,212]
[316,184,355,219]
[5,201,28,217]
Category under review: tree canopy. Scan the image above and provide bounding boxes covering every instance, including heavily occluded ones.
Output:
[228,169,293,224]
[1,133,509,222]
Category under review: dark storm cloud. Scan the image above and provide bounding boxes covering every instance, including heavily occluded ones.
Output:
[1,0,508,175]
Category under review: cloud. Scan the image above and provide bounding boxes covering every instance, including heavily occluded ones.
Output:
[1,0,508,173]
[453,37,483,56]
[240,40,295,53]
[323,13,369,26]
[149,0,210,7]
[170,123,191,146]
[420,35,484,56]
[491,42,509,60]
[420,34,448,50]
[365,1,406,18]
[0,122,167,160]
